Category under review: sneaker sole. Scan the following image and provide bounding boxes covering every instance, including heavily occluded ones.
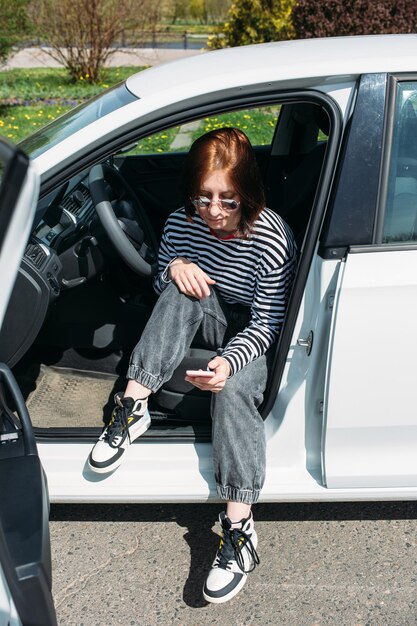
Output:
[88,412,151,474]
[203,573,247,604]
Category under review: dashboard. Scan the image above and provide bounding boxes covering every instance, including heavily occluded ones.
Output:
[0,173,104,366]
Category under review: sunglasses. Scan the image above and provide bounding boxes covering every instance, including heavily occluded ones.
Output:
[191,196,240,211]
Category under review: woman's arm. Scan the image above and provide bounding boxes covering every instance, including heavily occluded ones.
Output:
[221,252,297,375]
[153,218,215,299]
[153,228,180,294]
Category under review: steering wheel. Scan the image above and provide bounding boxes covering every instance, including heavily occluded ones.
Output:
[89,163,158,277]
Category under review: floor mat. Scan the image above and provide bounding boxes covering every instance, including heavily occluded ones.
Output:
[26,365,118,428]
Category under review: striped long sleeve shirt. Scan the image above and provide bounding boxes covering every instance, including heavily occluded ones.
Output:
[153,207,297,376]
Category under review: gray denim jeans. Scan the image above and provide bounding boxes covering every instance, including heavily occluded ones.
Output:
[127,282,268,505]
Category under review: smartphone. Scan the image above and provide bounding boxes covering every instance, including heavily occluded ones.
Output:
[185,369,215,377]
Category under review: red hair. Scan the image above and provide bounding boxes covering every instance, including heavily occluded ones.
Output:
[183,127,265,238]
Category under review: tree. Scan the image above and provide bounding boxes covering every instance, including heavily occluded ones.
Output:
[208,0,295,49]
[167,0,189,23]
[0,0,31,65]
[29,0,162,83]
[189,0,204,22]
[292,0,417,39]
[205,0,233,24]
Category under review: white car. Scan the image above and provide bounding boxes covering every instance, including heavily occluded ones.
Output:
[1,32,417,624]
[0,35,417,626]
[6,32,417,503]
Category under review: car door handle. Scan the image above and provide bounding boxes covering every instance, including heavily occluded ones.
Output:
[297,331,313,356]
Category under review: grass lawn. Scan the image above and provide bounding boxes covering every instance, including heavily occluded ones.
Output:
[196,109,279,146]
[0,67,145,142]
[0,104,73,142]
[125,107,280,155]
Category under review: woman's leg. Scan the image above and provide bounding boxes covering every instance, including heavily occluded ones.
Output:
[126,281,228,394]
[203,355,268,604]
[211,354,268,505]
[226,502,251,523]
[89,282,230,473]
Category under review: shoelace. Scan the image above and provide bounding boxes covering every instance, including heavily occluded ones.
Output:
[217,527,260,574]
[106,405,130,448]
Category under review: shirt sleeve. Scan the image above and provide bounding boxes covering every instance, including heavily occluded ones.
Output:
[153,227,179,295]
[220,246,297,376]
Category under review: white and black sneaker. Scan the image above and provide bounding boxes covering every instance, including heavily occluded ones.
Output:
[88,393,151,474]
[203,511,259,604]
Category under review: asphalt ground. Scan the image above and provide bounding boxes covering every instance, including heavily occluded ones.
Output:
[50,501,417,626]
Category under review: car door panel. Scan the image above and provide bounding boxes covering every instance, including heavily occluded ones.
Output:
[323,248,417,488]
[0,365,57,626]
[0,139,57,625]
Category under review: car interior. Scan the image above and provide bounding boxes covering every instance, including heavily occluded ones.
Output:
[1,99,330,442]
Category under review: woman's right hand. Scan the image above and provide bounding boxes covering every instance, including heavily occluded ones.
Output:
[169,257,216,299]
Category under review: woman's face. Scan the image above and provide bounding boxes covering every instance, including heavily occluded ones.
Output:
[196,169,242,236]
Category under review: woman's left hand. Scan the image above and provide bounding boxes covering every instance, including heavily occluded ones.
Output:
[185,356,231,393]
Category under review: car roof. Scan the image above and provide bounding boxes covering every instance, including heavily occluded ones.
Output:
[126,34,417,98]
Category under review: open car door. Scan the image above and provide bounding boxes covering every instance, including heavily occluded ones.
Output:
[0,138,57,626]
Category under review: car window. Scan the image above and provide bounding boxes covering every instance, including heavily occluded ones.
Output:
[18,84,137,160]
[383,82,417,243]
[124,105,281,156]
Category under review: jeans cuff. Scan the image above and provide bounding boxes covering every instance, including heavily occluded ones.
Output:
[127,364,160,392]
[216,484,261,505]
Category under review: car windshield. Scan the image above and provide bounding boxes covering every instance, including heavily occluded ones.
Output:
[19,83,138,159]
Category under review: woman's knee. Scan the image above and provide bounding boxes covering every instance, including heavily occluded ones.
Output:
[158,281,183,302]
[158,282,201,313]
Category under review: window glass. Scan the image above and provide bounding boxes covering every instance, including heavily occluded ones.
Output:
[19,84,137,160]
[124,105,281,156]
[383,82,417,243]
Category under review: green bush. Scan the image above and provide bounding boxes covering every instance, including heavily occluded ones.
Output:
[0,0,31,64]
[292,0,417,38]
[208,0,295,49]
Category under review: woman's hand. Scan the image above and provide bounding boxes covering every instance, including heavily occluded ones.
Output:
[169,257,216,299]
[185,356,231,393]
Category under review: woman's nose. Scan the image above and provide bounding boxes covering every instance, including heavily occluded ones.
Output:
[208,199,222,216]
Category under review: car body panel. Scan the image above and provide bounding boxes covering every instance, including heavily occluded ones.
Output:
[126,35,417,100]
[323,248,417,488]
[39,438,417,504]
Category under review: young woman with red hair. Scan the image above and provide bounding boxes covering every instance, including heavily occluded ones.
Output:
[88,127,297,603]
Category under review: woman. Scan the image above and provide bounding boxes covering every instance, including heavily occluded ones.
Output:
[88,127,297,603]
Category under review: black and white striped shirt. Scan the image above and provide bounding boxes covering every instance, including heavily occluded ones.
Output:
[154,207,297,376]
